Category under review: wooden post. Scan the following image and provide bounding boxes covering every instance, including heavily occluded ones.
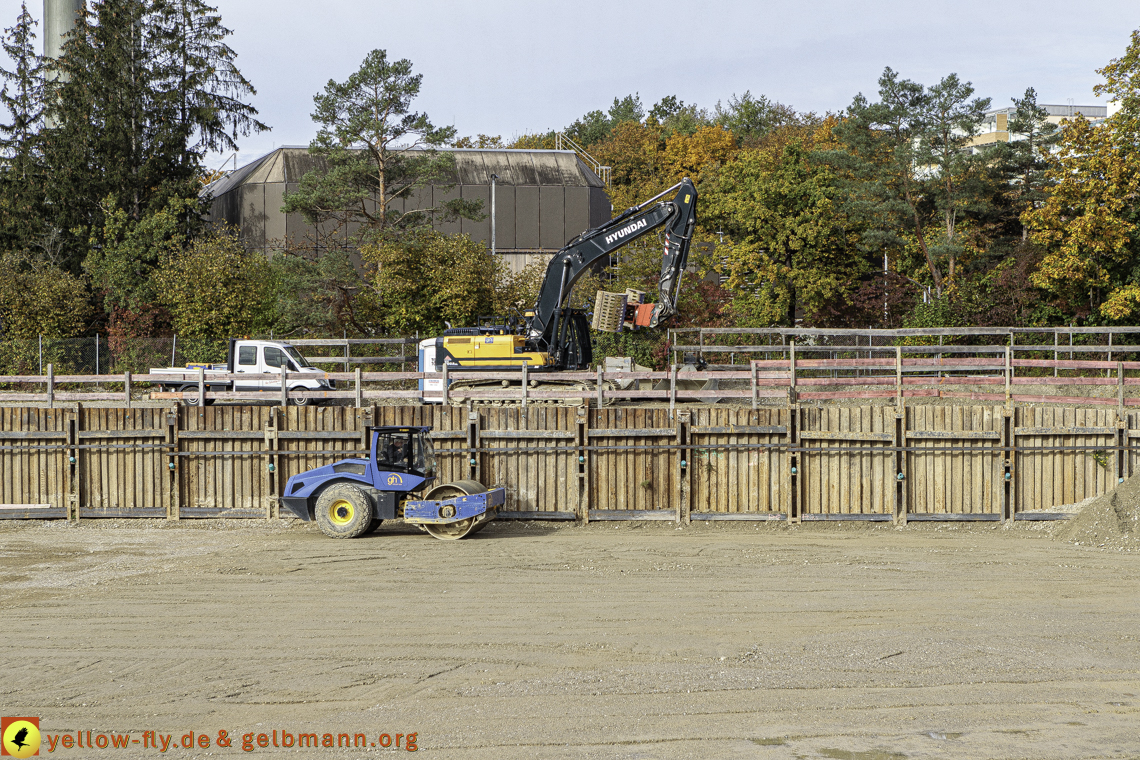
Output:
[442,362,449,406]
[676,410,691,524]
[669,364,677,416]
[67,407,79,521]
[354,367,362,408]
[1005,345,1012,407]
[895,346,902,411]
[198,366,206,408]
[124,370,131,409]
[167,408,180,520]
[786,405,800,523]
[521,361,528,407]
[789,341,797,407]
[46,363,53,408]
[467,410,480,482]
[577,406,589,523]
[750,360,758,410]
[596,365,603,408]
[1054,330,1059,377]
[1119,361,1125,420]
[344,339,350,373]
[1004,408,1015,523]
[895,406,907,525]
[264,415,279,518]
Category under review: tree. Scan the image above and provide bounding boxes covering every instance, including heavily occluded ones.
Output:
[828,67,992,299]
[282,49,480,248]
[1025,29,1140,322]
[153,227,275,359]
[267,248,382,337]
[361,230,502,336]
[150,0,267,167]
[714,91,802,144]
[1025,115,1139,320]
[0,3,48,251]
[85,195,195,313]
[997,88,1059,240]
[41,0,263,267]
[915,73,991,285]
[705,121,867,326]
[0,250,90,340]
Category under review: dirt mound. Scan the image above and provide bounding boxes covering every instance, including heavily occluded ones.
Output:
[1054,474,1140,549]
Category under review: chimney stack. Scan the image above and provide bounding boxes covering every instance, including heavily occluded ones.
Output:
[43,0,83,61]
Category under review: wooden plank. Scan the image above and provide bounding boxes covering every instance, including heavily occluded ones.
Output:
[907,430,1001,440]
[1014,426,1117,436]
[0,431,67,440]
[586,510,677,521]
[691,425,787,435]
[588,428,676,438]
[480,429,575,440]
[799,430,893,442]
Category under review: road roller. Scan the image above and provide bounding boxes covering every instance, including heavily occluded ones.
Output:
[279,426,503,540]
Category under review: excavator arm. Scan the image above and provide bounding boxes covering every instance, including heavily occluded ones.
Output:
[527,178,698,358]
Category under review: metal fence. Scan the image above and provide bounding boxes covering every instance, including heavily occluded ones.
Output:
[670,326,1140,366]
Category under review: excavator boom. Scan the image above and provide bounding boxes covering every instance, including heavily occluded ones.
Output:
[528,178,697,362]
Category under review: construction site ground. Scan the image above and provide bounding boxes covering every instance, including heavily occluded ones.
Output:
[3,499,1139,760]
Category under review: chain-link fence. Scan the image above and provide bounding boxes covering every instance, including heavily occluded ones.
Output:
[0,336,186,378]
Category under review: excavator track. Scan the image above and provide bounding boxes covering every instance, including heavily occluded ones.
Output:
[445,378,611,407]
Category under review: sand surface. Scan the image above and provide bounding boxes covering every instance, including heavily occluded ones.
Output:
[2,517,1138,759]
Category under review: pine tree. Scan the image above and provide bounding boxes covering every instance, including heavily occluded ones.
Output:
[41,0,265,271]
[1001,88,1059,240]
[150,0,266,169]
[283,49,478,249]
[0,2,49,252]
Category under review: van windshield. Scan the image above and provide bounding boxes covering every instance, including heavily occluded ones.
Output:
[284,346,313,368]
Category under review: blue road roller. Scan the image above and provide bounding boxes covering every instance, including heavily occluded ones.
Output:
[279,426,503,540]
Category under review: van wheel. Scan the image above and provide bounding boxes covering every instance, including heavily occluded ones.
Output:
[290,390,313,407]
[314,483,373,538]
[179,385,214,406]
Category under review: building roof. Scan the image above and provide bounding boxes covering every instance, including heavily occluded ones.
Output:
[203,146,606,198]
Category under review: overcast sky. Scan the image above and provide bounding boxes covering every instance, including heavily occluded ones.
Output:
[10,0,1136,170]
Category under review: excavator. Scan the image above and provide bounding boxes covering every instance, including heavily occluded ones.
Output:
[428,178,697,400]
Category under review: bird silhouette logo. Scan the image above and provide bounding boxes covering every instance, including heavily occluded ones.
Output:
[1,717,40,758]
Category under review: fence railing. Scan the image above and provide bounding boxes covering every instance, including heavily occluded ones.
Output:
[8,350,1140,410]
[670,326,1140,367]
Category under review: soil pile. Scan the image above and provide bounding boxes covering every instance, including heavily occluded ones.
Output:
[1054,474,1140,549]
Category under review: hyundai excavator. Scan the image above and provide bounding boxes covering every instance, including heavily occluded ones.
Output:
[428,178,697,402]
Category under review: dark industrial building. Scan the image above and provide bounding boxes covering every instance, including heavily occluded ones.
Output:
[203,147,612,271]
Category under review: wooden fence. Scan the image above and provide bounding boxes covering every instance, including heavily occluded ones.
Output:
[0,402,1130,524]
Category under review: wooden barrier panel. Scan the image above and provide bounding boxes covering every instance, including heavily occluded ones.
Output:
[1015,407,1117,511]
[79,407,171,518]
[0,408,69,518]
[589,408,679,516]
[689,408,786,516]
[798,406,895,517]
[1,402,1138,523]
[906,406,1003,517]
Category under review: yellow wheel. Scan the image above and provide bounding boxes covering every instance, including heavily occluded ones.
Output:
[314,483,373,538]
[327,499,354,525]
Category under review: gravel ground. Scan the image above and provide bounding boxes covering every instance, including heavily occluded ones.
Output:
[1,514,1138,760]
